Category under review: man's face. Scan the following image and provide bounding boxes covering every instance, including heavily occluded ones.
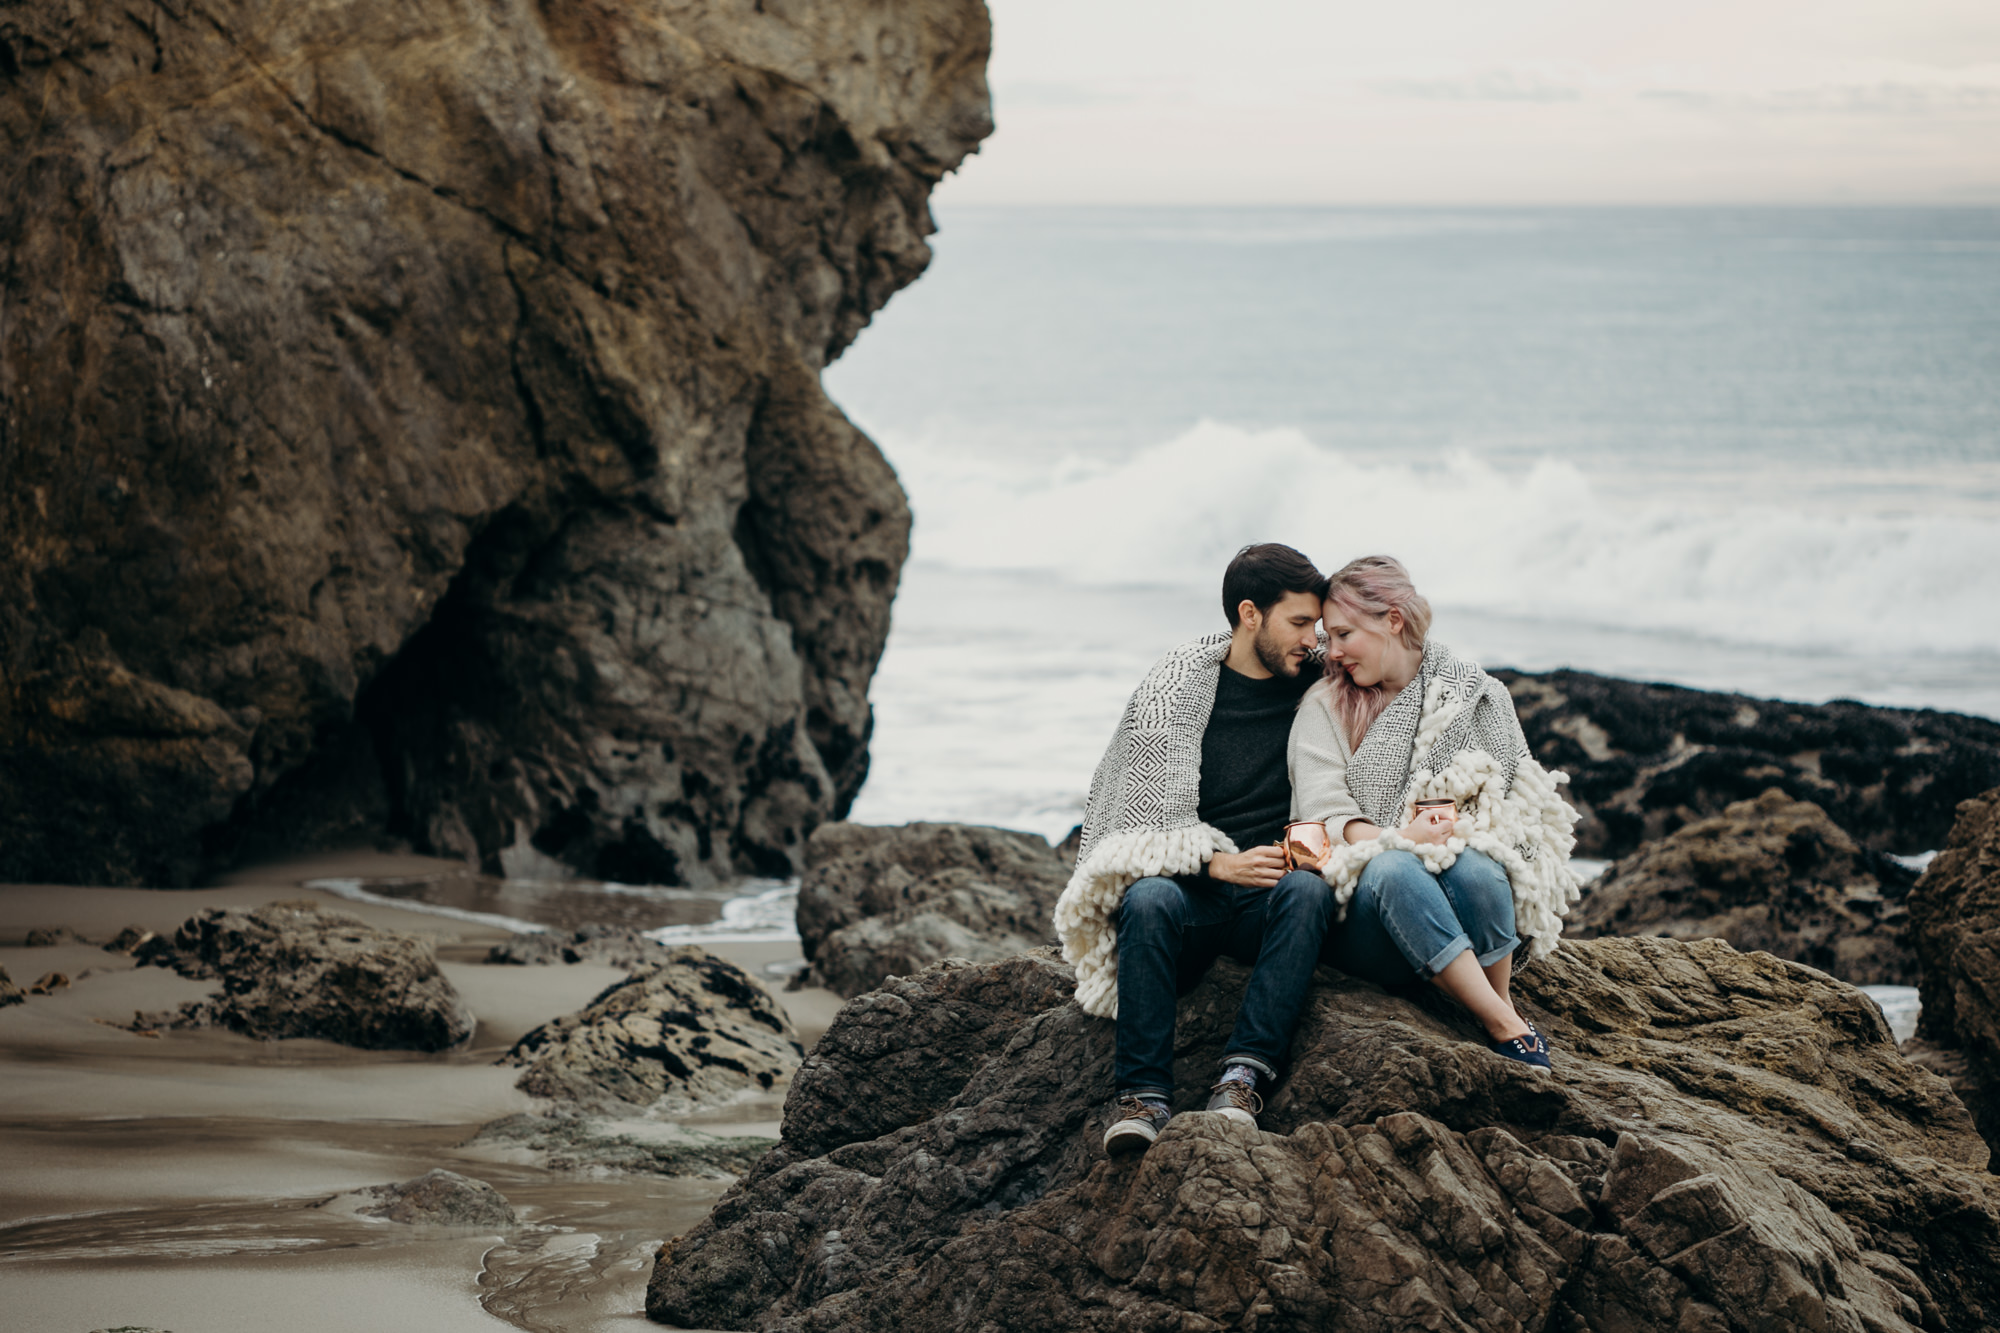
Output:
[1251,591,1323,678]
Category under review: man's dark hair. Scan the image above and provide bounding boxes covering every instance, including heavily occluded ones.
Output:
[1221,543,1327,627]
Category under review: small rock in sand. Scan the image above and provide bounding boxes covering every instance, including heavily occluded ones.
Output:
[487,925,675,970]
[103,925,157,954]
[23,925,85,947]
[503,947,801,1113]
[468,1111,773,1178]
[27,971,70,995]
[139,901,473,1050]
[317,1168,516,1228]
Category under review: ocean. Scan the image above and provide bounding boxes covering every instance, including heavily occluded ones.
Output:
[827,205,2000,847]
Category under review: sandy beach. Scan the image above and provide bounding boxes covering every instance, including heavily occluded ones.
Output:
[0,853,844,1333]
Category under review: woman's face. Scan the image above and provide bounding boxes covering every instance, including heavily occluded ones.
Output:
[1323,601,1398,687]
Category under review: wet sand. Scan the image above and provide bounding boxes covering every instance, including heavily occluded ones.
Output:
[0,854,844,1333]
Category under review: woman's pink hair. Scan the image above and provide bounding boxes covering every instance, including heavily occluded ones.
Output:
[1323,555,1432,749]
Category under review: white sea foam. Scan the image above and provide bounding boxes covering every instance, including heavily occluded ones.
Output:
[1860,985,1922,1044]
[644,882,800,945]
[889,419,2000,658]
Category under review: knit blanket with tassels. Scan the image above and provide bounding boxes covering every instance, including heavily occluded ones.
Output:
[1056,631,1249,1019]
[1314,641,1583,962]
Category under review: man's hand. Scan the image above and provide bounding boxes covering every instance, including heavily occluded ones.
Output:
[1208,845,1288,888]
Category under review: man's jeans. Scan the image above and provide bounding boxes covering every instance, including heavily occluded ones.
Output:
[1321,848,1518,985]
[1113,869,1334,1098]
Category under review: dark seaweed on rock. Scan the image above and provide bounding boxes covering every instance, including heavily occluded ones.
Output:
[1496,668,2000,860]
[648,941,2000,1333]
[0,0,994,888]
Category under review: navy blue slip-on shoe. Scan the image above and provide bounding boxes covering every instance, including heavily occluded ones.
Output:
[1490,1032,1553,1070]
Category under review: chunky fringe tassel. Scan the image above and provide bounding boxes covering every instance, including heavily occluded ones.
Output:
[1055,823,1237,1018]
[1318,749,1582,962]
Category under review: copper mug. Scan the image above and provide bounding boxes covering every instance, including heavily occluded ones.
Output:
[1282,820,1331,870]
[1412,798,1459,831]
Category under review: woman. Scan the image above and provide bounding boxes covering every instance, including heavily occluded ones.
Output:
[1288,555,1582,1070]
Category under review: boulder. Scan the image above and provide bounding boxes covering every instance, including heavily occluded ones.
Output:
[647,940,2000,1333]
[795,822,1068,997]
[486,925,677,971]
[317,1168,516,1228]
[137,901,472,1050]
[0,964,21,1007]
[1569,788,1919,985]
[1907,787,2000,1163]
[0,0,993,888]
[1497,669,2000,859]
[103,924,157,953]
[22,925,85,946]
[502,946,801,1114]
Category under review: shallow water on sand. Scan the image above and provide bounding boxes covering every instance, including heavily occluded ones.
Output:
[0,1117,732,1333]
[0,868,826,1333]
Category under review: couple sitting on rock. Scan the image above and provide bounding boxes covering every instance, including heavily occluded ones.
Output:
[1053,544,1583,1154]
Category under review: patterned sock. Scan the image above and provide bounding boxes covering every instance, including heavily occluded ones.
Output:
[1219,1063,1260,1091]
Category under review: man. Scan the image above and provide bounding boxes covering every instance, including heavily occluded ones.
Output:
[1053,543,1334,1154]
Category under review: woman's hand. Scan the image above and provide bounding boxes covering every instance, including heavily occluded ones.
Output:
[1398,806,1458,846]
[1209,846,1288,888]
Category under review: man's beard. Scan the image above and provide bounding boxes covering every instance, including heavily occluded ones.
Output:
[1253,626,1301,677]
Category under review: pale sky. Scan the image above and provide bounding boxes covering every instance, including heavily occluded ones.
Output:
[941,0,2000,205]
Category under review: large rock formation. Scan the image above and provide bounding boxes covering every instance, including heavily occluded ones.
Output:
[136,900,473,1049]
[502,945,801,1113]
[794,821,1069,997]
[647,941,2000,1333]
[0,0,993,887]
[1496,669,2000,860]
[1569,788,1919,986]
[1907,787,2000,1164]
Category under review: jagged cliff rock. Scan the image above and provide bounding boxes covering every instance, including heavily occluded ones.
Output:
[0,0,993,886]
[795,821,1068,997]
[1569,788,1919,986]
[1496,668,2000,860]
[647,941,2000,1333]
[1907,787,2000,1164]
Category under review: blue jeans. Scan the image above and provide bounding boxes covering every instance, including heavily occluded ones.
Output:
[1322,848,1518,985]
[1113,869,1334,1098]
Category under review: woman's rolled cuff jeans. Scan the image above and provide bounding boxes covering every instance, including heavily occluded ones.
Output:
[1112,869,1333,1098]
[1320,847,1518,986]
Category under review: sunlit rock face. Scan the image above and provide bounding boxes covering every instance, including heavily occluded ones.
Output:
[0,0,993,886]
